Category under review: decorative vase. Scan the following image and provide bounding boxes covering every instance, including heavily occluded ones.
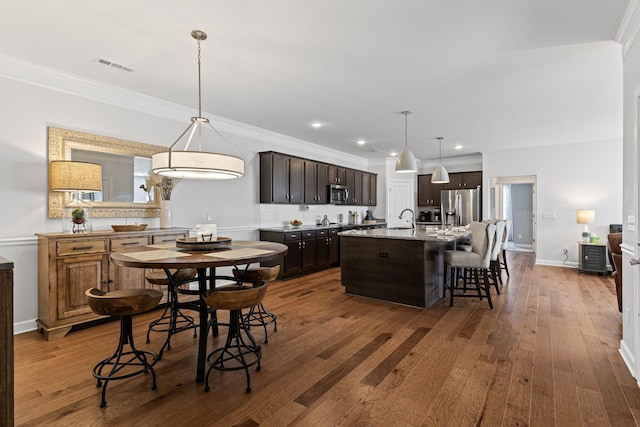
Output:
[160,200,172,229]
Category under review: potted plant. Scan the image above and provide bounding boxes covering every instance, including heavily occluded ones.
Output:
[71,208,85,224]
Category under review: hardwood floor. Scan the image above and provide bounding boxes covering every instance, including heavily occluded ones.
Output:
[14,251,640,426]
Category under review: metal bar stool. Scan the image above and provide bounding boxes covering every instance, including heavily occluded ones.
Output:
[145,268,197,354]
[201,281,269,393]
[232,265,280,343]
[85,288,163,408]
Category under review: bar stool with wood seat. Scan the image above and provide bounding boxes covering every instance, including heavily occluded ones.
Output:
[201,280,269,393]
[232,265,280,343]
[144,268,197,352]
[444,221,497,309]
[85,288,163,408]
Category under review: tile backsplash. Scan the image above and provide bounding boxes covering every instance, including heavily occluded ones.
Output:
[259,204,378,227]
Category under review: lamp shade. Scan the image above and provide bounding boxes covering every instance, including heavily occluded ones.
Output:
[431,164,450,184]
[395,150,418,173]
[152,150,244,180]
[49,161,102,192]
[576,209,595,225]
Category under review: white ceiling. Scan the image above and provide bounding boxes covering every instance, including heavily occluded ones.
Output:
[0,0,628,162]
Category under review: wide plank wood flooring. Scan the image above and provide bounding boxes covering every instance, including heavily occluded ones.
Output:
[14,251,640,426]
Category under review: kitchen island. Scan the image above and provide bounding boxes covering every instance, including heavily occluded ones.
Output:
[339,227,470,308]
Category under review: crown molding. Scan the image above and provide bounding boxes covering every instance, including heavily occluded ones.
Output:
[0,52,367,168]
[616,0,640,59]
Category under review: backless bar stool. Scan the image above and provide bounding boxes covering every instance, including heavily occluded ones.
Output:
[202,281,268,393]
[85,288,163,408]
[232,265,280,343]
[145,268,197,353]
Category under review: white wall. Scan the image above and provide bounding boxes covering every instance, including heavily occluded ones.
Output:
[483,140,623,266]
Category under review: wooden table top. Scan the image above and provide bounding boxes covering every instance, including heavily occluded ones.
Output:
[110,240,287,269]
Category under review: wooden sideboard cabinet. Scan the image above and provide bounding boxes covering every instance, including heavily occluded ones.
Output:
[0,256,14,426]
[36,228,189,340]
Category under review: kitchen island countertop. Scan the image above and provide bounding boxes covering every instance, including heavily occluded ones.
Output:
[338,226,469,242]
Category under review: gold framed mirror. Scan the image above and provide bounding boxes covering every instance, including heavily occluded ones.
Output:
[48,127,165,218]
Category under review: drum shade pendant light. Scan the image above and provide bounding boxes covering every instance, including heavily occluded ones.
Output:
[431,137,450,183]
[395,111,417,173]
[152,30,244,180]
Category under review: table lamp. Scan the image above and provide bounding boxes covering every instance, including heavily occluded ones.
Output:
[576,209,595,243]
[49,161,102,233]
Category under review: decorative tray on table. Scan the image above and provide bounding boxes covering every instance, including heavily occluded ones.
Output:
[111,224,148,232]
[175,237,232,251]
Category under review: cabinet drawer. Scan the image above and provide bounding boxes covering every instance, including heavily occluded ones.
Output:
[302,230,317,240]
[317,229,328,237]
[57,239,107,256]
[111,236,149,250]
[152,233,185,244]
[284,231,302,242]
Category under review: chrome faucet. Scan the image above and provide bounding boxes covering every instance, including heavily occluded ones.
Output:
[399,208,415,228]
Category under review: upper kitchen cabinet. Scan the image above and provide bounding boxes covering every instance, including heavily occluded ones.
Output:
[260,152,304,204]
[417,174,442,206]
[304,161,328,204]
[328,166,347,185]
[362,172,377,206]
[346,169,363,205]
[443,171,482,190]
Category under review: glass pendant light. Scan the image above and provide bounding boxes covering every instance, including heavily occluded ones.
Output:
[152,30,244,180]
[431,137,450,183]
[395,111,417,173]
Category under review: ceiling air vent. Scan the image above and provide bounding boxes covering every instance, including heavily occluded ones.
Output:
[95,57,134,72]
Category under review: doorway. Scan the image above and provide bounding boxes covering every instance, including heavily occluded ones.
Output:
[387,179,415,227]
[490,175,537,253]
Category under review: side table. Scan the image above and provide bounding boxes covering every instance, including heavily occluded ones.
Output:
[577,241,608,275]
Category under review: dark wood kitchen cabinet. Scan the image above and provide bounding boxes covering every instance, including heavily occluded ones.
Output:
[260,228,340,278]
[346,169,363,205]
[417,174,443,206]
[304,160,328,204]
[260,152,304,204]
[444,171,482,190]
[328,166,347,185]
[362,172,377,206]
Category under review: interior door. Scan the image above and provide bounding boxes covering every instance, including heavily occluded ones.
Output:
[387,179,414,227]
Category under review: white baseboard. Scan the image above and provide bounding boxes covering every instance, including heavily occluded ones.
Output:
[535,259,578,269]
[14,319,37,335]
[620,338,637,381]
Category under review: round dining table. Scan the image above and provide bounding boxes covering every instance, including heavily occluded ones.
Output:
[110,239,287,382]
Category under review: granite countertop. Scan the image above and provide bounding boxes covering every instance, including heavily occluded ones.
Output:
[259,222,387,233]
[338,226,470,242]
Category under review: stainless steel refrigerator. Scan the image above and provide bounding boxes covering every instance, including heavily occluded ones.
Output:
[441,189,481,226]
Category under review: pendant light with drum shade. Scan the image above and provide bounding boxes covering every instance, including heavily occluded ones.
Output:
[431,137,450,183]
[152,30,244,180]
[395,111,418,173]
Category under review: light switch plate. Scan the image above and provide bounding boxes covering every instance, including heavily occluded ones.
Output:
[542,212,556,219]
[629,215,635,232]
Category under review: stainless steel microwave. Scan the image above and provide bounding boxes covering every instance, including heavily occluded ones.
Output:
[329,184,349,204]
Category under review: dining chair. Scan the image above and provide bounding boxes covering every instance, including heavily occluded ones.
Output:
[232,265,280,344]
[488,220,506,292]
[444,221,497,309]
[500,219,513,277]
[85,287,163,408]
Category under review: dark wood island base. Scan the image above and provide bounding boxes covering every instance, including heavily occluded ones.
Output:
[340,228,468,308]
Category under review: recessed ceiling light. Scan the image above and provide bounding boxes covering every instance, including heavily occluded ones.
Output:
[311,122,322,128]
[357,140,366,145]
[390,151,398,157]
[454,145,463,150]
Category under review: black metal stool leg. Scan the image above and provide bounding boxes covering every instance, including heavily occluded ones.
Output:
[92,315,158,408]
